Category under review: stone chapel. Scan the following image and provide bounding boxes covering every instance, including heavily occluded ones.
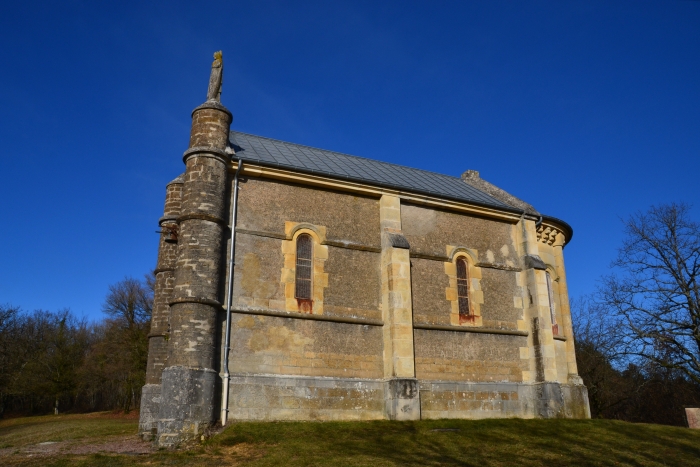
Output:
[139,52,590,446]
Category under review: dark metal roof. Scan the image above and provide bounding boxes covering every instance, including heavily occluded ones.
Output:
[229,131,515,211]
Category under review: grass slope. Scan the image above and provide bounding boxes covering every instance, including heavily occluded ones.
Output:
[1,414,699,466]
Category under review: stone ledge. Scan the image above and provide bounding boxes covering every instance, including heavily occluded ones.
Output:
[191,100,233,118]
[153,267,174,275]
[178,212,227,226]
[170,297,223,309]
[414,323,528,336]
[182,146,229,164]
[409,252,521,271]
[235,228,382,253]
[230,307,384,326]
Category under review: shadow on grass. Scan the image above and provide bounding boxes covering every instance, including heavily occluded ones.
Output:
[211,418,700,467]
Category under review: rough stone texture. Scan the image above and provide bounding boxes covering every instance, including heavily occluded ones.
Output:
[420,381,527,419]
[189,107,231,150]
[420,380,590,419]
[535,382,591,419]
[685,408,700,428]
[414,329,526,382]
[237,178,380,249]
[228,375,385,421]
[228,313,384,379]
[230,233,381,321]
[380,196,416,385]
[138,384,162,441]
[410,257,452,326]
[323,247,381,320]
[385,378,420,420]
[156,101,232,447]
[479,268,522,326]
[401,202,518,268]
[139,178,183,439]
[167,302,220,368]
[157,366,218,447]
[232,234,285,310]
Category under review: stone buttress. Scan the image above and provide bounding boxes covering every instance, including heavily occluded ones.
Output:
[155,97,232,446]
[517,217,590,418]
[379,195,420,420]
[139,175,183,439]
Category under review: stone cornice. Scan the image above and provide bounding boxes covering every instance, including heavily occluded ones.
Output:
[413,322,528,336]
[191,100,233,119]
[231,161,536,224]
[183,146,229,164]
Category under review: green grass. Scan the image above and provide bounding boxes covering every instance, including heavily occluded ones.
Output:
[2,414,700,466]
[0,412,137,450]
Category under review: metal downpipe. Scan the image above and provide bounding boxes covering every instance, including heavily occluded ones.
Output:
[221,159,242,426]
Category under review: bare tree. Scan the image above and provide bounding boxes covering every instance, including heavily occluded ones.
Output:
[572,297,631,417]
[102,277,152,328]
[98,276,153,412]
[601,203,700,384]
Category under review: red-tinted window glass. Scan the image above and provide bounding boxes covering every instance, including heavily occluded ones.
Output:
[295,234,313,299]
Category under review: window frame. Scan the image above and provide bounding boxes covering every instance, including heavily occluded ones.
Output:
[444,247,483,327]
[456,256,471,319]
[294,233,313,300]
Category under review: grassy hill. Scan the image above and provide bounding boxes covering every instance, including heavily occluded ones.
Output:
[1,412,699,466]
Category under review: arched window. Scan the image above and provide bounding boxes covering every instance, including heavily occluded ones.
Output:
[295,234,313,300]
[456,257,470,318]
[546,271,559,335]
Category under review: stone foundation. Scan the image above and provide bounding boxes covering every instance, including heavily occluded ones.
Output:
[157,366,218,447]
[225,375,589,421]
[227,375,385,421]
[420,380,590,419]
[138,384,161,440]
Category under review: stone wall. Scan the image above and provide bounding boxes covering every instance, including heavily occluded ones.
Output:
[228,314,383,379]
[143,164,589,434]
[414,330,526,382]
[216,177,589,422]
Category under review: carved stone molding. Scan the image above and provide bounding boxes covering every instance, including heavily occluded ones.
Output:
[536,225,560,246]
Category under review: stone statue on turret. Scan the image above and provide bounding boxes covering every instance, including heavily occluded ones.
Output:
[207,51,223,102]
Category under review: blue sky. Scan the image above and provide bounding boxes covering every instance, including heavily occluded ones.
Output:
[1,0,698,320]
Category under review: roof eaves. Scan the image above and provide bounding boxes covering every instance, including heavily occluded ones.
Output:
[235,156,526,216]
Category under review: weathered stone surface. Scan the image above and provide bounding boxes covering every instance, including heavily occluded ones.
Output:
[157,367,218,447]
[411,257,452,326]
[228,313,384,379]
[237,178,380,249]
[139,176,183,439]
[685,408,700,428]
[138,384,162,441]
[189,107,231,150]
[420,380,590,420]
[156,101,231,447]
[401,202,518,267]
[228,375,385,421]
[385,378,420,420]
[414,329,526,383]
[323,247,381,318]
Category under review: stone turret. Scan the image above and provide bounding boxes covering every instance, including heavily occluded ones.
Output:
[155,52,232,447]
[139,175,184,440]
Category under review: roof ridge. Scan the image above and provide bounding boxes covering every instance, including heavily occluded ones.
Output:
[230,130,469,183]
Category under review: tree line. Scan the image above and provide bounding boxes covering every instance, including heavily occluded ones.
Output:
[573,203,700,426]
[0,275,152,418]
